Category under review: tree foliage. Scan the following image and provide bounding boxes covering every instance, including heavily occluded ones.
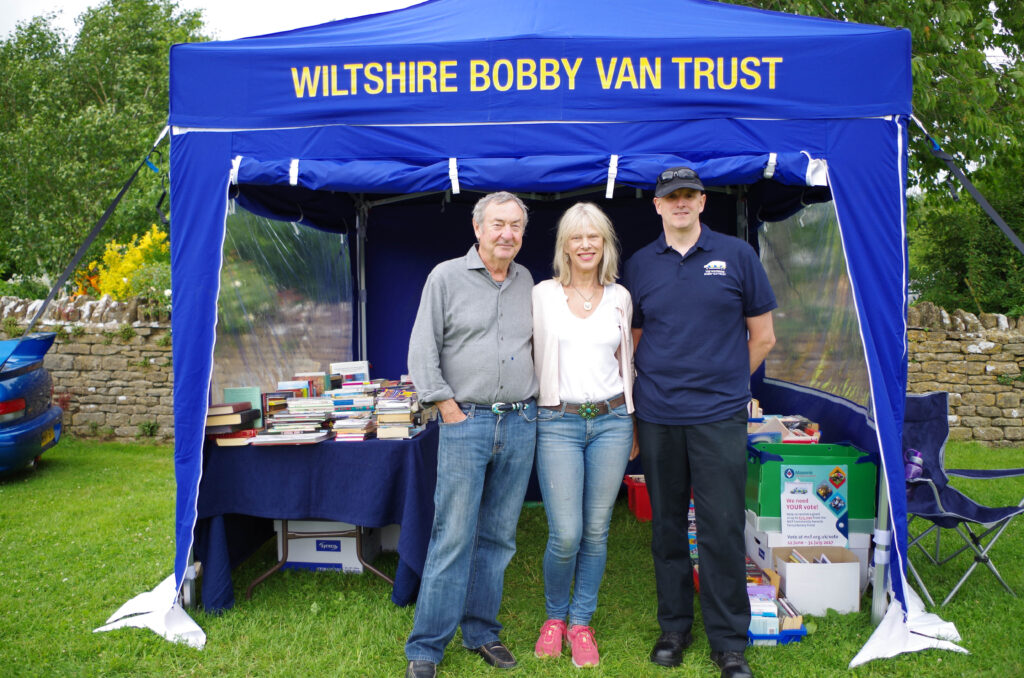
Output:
[726,0,1024,313]
[0,0,206,282]
[723,0,1024,191]
[909,190,1024,316]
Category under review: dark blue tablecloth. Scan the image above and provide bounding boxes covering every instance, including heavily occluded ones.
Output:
[192,422,438,611]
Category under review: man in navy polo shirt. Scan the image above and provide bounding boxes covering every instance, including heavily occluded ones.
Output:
[622,167,776,678]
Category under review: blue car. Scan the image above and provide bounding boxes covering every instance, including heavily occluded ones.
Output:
[0,332,63,476]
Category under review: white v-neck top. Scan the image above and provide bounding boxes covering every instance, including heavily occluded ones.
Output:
[531,279,635,411]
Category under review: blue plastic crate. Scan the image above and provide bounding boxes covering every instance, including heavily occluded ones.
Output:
[747,625,807,646]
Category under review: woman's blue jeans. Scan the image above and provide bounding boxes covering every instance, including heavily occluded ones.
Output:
[405,404,537,664]
[535,402,632,626]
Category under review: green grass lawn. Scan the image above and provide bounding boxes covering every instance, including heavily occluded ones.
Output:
[2,438,1023,677]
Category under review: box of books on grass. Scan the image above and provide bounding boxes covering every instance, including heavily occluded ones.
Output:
[773,546,860,615]
[745,560,807,646]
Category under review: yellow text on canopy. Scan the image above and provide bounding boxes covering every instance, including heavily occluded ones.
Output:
[289,56,783,98]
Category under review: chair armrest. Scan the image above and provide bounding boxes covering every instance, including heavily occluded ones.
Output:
[907,477,947,513]
[947,467,1024,480]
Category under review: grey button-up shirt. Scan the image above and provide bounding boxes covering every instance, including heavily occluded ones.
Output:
[408,245,538,406]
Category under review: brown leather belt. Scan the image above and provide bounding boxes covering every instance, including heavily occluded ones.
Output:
[540,394,627,419]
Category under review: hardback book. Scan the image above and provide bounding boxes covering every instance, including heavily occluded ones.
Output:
[377,411,413,424]
[377,423,414,439]
[294,371,332,393]
[276,379,316,397]
[205,421,256,435]
[207,401,252,417]
[251,430,331,445]
[223,386,263,429]
[210,428,259,446]
[329,360,370,382]
[206,407,261,427]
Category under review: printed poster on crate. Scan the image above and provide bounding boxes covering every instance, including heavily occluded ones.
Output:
[779,464,850,547]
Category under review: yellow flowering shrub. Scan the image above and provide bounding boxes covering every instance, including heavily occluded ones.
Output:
[94,224,170,301]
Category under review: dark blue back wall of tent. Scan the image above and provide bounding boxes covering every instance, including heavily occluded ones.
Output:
[363,191,738,380]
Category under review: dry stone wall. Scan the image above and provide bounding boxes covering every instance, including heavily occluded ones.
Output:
[3,295,1024,445]
[907,302,1024,447]
[2,294,172,442]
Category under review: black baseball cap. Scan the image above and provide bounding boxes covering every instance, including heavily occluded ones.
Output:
[655,166,705,197]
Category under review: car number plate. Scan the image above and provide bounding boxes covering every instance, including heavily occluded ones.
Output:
[41,427,55,447]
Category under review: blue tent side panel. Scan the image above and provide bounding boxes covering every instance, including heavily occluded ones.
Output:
[169,131,232,590]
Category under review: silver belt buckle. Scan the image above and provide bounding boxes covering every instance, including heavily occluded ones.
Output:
[491,402,507,414]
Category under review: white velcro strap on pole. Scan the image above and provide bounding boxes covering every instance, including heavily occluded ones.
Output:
[289,158,300,186]
[448,157,460,194]
[801,150,829,186]
[873,529,892,545]
[606,154,619,199]
[229,155,242,185]
[763,152,777,179]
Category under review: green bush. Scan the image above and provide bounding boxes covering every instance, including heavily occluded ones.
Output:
[0,278,49,299]
[129,261,172,315]
[909,190,1024,315]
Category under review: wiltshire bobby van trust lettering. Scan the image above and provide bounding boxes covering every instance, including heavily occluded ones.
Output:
[289,55,784,98]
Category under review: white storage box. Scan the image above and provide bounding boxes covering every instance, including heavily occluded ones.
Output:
[773,546,860,615]
[744,511,871,590]
[380,524,401,553]
[274,520,381,574]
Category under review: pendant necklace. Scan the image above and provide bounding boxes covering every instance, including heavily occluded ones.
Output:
[573,285,597,311]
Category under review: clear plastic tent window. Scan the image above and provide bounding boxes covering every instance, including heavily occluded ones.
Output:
[760,201,869,406]
[212,209,353,398]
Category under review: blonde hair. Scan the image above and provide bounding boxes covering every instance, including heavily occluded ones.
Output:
[552,202,620,286]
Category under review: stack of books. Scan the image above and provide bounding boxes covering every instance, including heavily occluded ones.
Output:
[205,401,262,446]
[375,386,422,439]
[325,379,380,442]
[253,395,334,444]
[332,417,377,441]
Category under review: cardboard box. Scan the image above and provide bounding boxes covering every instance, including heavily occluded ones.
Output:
[744,511,872,590]
[773,546,860,615]
[274,520,381,574]
[746,443,877,533]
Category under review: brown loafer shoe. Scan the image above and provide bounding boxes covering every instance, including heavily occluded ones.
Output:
[472,640,517,669]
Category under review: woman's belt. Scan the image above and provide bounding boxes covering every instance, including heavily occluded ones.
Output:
[539,394,627,419]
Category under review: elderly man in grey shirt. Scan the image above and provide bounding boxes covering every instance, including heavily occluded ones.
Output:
[404,192,539,678]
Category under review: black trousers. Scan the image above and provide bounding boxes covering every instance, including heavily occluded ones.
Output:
[637,409,750,652]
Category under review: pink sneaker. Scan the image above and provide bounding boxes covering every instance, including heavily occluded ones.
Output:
[568,625,600,667]
[534,619,567,658]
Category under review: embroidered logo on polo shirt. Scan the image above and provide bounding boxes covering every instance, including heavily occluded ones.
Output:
[704,260,727,276]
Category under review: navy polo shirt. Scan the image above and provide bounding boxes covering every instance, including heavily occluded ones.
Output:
[622,226,777,425]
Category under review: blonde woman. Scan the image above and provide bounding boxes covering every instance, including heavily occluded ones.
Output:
[531,202,636,668]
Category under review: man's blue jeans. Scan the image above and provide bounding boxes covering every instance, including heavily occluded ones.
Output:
[405,403,537,664]
[535,402,632,626]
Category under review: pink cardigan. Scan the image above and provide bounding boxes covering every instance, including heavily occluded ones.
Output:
[531,278,635,412]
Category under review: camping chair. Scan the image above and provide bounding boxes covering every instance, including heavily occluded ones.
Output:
[903,391,1024,606]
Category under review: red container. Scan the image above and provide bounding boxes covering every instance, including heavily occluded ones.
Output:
[624,474,652,521]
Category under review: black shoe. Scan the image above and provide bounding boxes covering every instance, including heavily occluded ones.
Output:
[404,660,437,678]
[710,650,755,678]
[472,641,517,669]
[649,630,693,667]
